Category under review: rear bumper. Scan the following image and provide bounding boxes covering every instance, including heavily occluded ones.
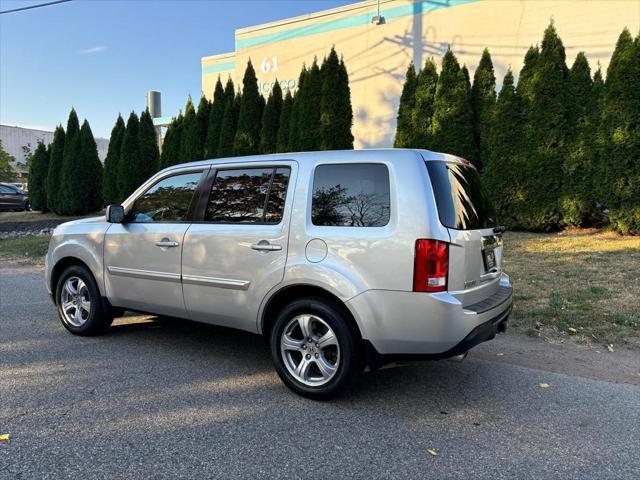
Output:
[346,273,513,357]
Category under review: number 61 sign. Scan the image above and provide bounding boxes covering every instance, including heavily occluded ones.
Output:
[261,56,279,73]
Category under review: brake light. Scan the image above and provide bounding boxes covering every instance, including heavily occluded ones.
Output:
[413,239,449,292]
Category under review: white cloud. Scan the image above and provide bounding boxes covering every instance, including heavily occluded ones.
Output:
[78,46,108,55]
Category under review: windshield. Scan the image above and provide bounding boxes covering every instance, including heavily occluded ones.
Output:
[426,161,498,230]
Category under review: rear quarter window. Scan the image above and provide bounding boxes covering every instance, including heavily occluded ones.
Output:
[312,163,390,227]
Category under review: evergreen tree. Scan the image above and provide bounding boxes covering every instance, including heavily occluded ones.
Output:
[394,63,417,148]
[296,59,323,151]
[159,114,183,169]
[218,93,241,157]
[46,125,65,212]
[260,80,283,153]
[411,58,438,149]
[276,90,294,152]
[117,111,141,201]
[470,48,496,170]
[599,29,640,234]
[179,97,199,164]
[431,49,475,161]
[195,96,210,159]
[320,48,353,150]
[483,70,526,227]
[288,66,307,151]
[78,120,103,212]
[27,141,49,211]
[138,109,160,182]
[204,77,226,158]
[561,52,595,226]
[234,60,265,156]
[517,46,540,102]
[519,22,569,230]
[58,108,82,215]
[102,115,125,205]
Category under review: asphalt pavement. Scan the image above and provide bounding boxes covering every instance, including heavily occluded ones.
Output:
[1,264,639,479]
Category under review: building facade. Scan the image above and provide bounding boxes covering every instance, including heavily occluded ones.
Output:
[0,124,109,177]
[201,0,639,149]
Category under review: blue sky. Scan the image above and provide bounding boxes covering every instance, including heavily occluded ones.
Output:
[0,0,349,138]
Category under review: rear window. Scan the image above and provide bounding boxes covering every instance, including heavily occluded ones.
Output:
[426,161,497,230]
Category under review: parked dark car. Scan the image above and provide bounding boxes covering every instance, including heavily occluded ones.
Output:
[0,182,29,211]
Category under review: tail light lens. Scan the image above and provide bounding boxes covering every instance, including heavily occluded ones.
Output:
[413,239,449,292]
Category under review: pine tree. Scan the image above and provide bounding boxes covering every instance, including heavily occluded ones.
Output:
[179,97,199,164]
[320,48,354,150]
[78,120,103,212]
[276,90,294,152]
[159,114,183,169]
[518,46,540,102]
[561,52,595,226]
[46,125,65,212]
[204,77,226,158]
[599,29,640,234]
[27,141,49,211]
[260,80,283,154]
[234,60,265,156]
[296,59,323,151]
[431,50,475,161]
[138,109,160,182]
[519,22,569,230]
[470,48,496,170]
[394,63,417,147]
[288,66,307,151]
[195,95,210,159]
[102,115,125,205]
[483,70,525,227]
[58,108,82,215]
[117,111,141,201]
[218,93,241,158]
[411,58,438,149]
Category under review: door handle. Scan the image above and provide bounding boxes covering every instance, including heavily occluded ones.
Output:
[155,239,179,248]
[251,241,282,252]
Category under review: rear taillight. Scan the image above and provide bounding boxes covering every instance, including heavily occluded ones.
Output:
[413,239,449,292]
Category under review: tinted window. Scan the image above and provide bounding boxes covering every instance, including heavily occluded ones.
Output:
[205,167,290,224]
[426,161,497,230]
[130,171,203,223]
[312,164,390,227]
[0,185,13,194]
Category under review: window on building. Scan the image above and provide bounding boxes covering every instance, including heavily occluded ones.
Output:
[312,163,390,227]
[205,167,291,224]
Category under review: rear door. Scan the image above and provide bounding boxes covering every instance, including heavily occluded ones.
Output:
[181,162,295,333]
[0,185,22,209]
[425,160,503,306]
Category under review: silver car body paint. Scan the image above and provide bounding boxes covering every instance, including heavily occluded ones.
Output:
[46,149,512,356]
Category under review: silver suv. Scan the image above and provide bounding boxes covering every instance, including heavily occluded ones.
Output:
[46,149,512,399]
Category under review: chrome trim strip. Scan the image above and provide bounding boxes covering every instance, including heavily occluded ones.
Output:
[107,266,181,283]
[182,274,250,291]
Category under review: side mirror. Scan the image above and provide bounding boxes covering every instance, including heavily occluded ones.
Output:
[106,204,125,223]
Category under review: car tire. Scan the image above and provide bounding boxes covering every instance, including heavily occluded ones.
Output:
[270,297,362,400]
[23,201,30,211]
[55,265,113,336]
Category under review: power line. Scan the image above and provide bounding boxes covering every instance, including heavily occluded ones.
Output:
[0,0,72,15]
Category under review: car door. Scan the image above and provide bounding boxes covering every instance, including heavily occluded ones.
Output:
[182,162,295,333]
[0,185,22,209]
[103,168,207,318]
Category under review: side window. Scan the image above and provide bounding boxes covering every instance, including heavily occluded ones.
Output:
[312,163,390,227]
[129,171,203,223]
[0,186,12,194]
[205,167,291,224]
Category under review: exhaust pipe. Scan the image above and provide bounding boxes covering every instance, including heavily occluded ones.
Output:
[447,352,468,363]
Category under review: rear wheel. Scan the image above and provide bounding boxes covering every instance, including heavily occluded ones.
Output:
[55,265,113,336]
[270,297,361,399]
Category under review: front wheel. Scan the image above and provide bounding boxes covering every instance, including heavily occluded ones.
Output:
[270,297,361,400]
[55,265,113,336]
